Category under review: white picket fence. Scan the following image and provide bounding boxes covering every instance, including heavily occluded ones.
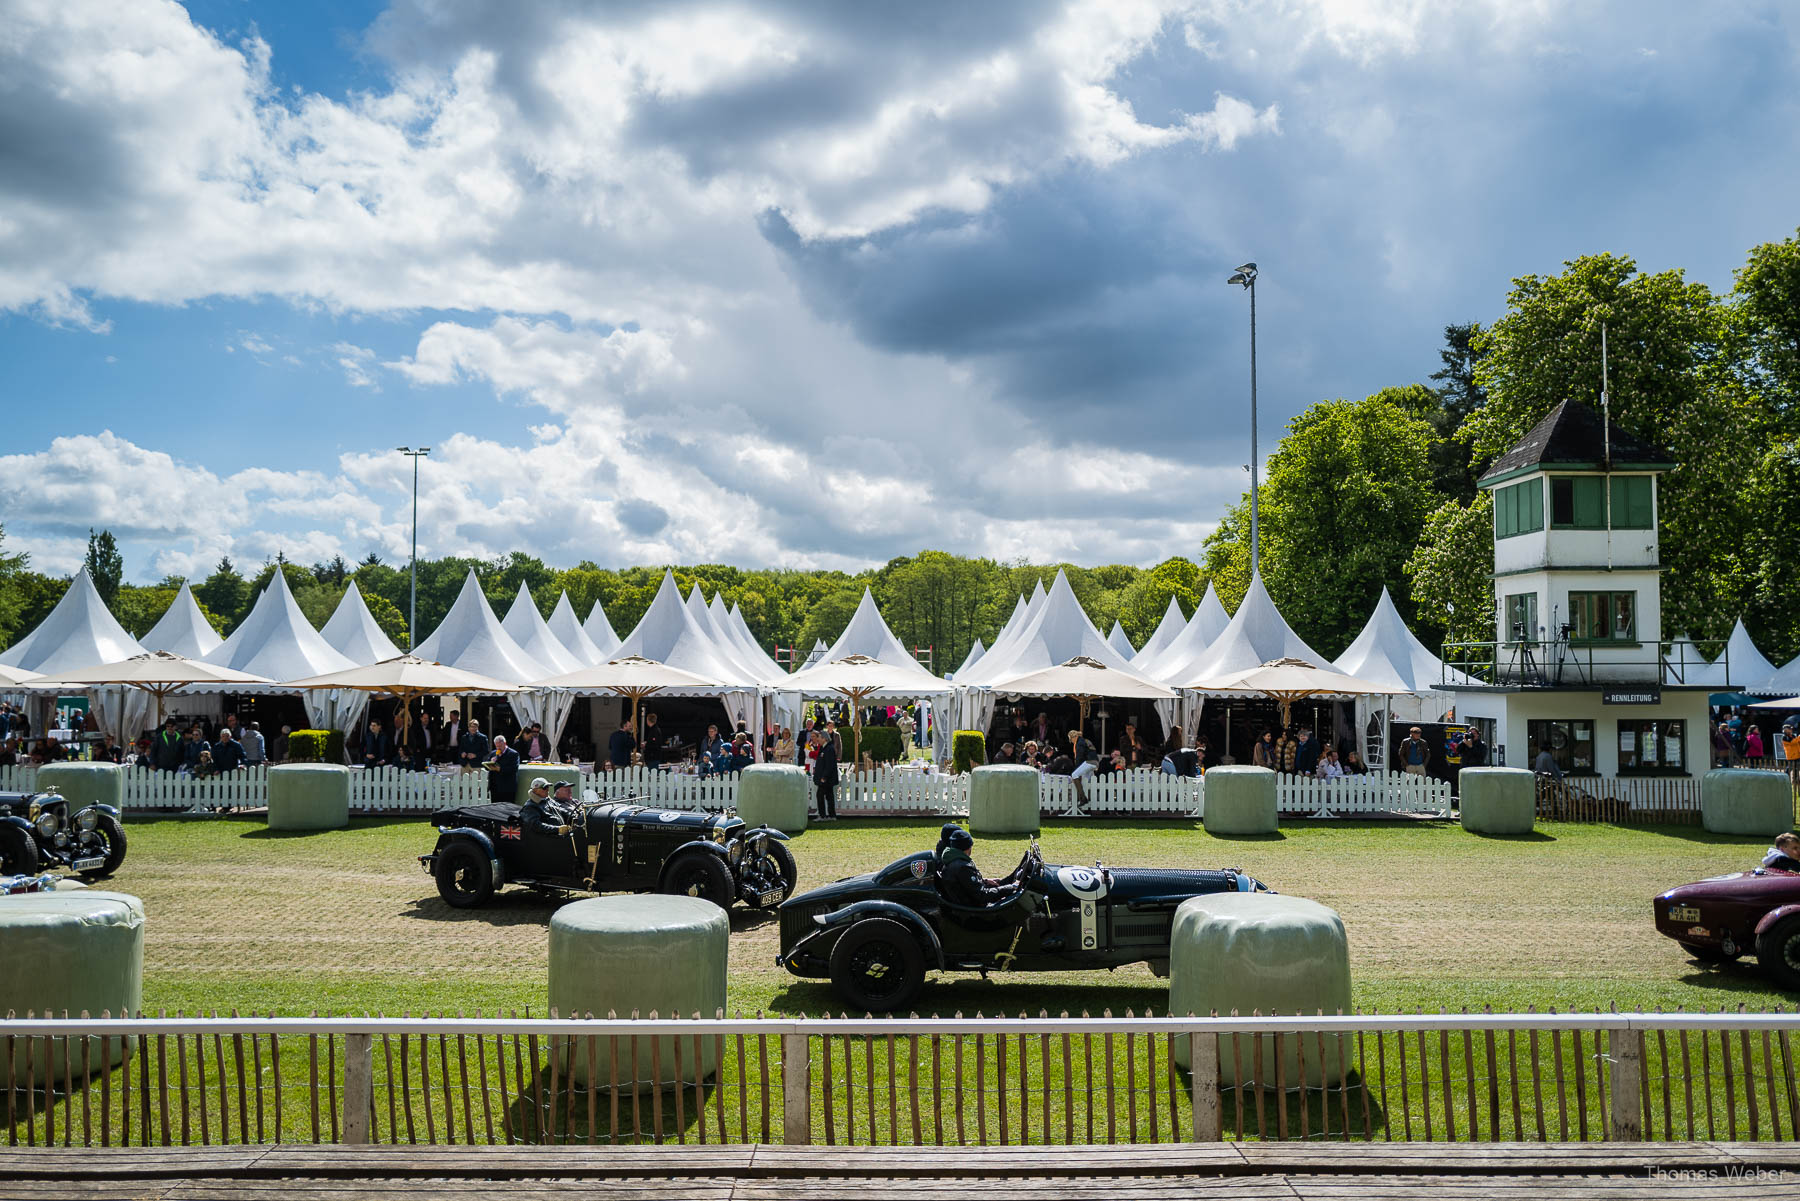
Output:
[0,762,1448,818]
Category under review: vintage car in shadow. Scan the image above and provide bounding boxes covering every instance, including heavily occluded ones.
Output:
[1654,866,1800,988]
[777,840,1271,1011]
[421,798,795,911]
[0,789,128,879]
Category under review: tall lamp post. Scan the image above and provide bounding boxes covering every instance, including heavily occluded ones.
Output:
[1226,262,1260,576]
[396,447,430,651]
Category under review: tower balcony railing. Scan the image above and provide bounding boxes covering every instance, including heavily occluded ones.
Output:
[1442,638,1727,689]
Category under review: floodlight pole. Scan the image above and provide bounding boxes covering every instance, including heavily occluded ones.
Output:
[397,447,431,650]
[1227,263,1260,575]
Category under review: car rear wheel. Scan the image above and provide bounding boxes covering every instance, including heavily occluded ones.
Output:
[1756,915,1800,990]
[828,917,925,1013]
[436,842,495,909]
[745,841,798,909]
[661,851,734,909]
[81,815,128,879]
[0,824,38,876]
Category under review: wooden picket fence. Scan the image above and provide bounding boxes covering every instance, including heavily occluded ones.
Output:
[1273,772,1452,818]
[1535,775,1709,825]
[8,1010,1800,1147]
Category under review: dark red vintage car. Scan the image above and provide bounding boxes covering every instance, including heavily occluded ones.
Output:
[1655,867,1800,988]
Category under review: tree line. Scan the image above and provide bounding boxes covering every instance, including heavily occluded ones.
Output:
[1,229,1795,672]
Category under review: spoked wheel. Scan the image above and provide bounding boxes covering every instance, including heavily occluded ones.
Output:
[744,841,798,909]
[828,917,925,1013]
[435,842,495,908]
[81,815,128,879]
[660,851,734,909]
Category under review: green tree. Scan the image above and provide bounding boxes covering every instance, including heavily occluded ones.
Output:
[1404,490,1495,651]
[362,590,411,645]
[1734,227,1800,415]
[797,586,864,651]
[113,585,229,640]
[6,572,70,640]
[1462,253,1763,641]
[84,529,123,604]
[1199,500,1253,613]
[195,558,248,630]
[1425,322,1487,501]
[0,525,29,649]
[1742,438,1800,662]
[248,561,318,606]
[1115,557,1202,644]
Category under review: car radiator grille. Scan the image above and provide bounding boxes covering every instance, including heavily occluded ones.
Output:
[781,903,832,949]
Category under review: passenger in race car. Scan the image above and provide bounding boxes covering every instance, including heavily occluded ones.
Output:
[934,822,1021,908]
[518,777,574,839]
[1762,832,1800,873]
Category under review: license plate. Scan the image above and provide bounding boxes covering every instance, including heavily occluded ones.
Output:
[759,888,784,907]
[1669,906,1702,923]
[71,856,105,872]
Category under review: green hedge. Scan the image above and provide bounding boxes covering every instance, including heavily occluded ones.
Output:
[843,725,906,764]
[286,729,345,764]
[952,730,987,775]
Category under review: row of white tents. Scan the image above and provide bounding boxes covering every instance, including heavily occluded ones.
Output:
[4,562,1797,765]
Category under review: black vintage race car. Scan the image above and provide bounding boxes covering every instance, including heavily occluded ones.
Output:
[0,790,128,879]
[777,840,1271,1011]
[421,798,796,911]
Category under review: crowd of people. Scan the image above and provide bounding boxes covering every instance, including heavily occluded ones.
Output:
[1712,710,1800,771]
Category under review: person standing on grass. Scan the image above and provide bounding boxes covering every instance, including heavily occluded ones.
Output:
[814,726,840,820]
[1398,727,1430,776]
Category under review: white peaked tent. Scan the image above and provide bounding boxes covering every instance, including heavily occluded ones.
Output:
[954,638,987,678]
[1762,652,1800,699]
[713,595,787,683]
[1135,583,1231,684]
[802,639,828,669]
[800,588,947,758]
[1661,633,1716,688]
[547,592,608,667]
[415,572,551,685]
[140,583,223,659]
[979,586,1046,671]
[1133,596,1189,666]
[1693,619,1781,692]
[614,573,760,750]
[955,571,1162,743]
[1332,587,1472,723]
[686,589,770,686]
[502,584,584,677]
[203,571,365,739]
[582,598,622,659]
[0,568,144,673]
[1166,575,1329,687]
[1106,622,1135,661]
[319,581,402,666]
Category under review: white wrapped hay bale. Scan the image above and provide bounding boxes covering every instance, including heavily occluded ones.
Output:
[968,765,1039,836]
[1203,766,1278,835]
[1702,769,1793,837]
[34,762,124,811]
[514,765,584,806]
[1458,767,1536,835]
[736,763,809,834]
[266,763,350,830]
[548,895,727,1088]
[1169,893,1351,1088]
[0,891,144,1086]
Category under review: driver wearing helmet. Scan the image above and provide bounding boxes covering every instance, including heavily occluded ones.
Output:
[935,822,1021,908]
[519,777,574,839]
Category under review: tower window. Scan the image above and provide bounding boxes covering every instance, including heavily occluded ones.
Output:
[1496,479,1544,538]
[1610,476,1654,529]
[1550,477,1606,528]
[1567,591,1637,643]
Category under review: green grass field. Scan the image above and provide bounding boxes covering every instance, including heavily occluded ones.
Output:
[84,813,1800,1018]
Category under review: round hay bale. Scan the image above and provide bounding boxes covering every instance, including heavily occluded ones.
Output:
[548,895,728,1088]
[736,763,809,834]
[265,764,350,831]
[0,891,144,1086]
[1169,893,1351,1087]
[514,764,584,807]
[968,765,1040,836]
[1702,769,1793,837]
[1203,766,1278,835]
[34,761,124,812]
[1458,767,1536,835]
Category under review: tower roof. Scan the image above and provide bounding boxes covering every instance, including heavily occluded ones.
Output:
[1478,399,1675,486]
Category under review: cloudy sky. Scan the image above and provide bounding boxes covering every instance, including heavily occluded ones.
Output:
[2,0,1795,583]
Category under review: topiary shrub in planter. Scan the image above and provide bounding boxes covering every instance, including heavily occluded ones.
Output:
[286,729,345,765]
[951,731,987,775]
[843,725,906,764]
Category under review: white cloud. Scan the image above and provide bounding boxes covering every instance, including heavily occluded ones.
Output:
[331,342,380,390]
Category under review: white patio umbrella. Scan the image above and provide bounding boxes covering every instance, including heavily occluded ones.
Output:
[786,653,952,754]
[990,654,1175,735]
[0,664,43,689]
[1182,657,1408,727]
[533,655,730,746]
[1749,697,1800,709]
[26,651,274,726]
[284,655,527,753]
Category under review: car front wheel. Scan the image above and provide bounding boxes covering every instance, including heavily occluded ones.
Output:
[82,815,128,879]
[1756,915,1800,990]
[0,824,38,876]
[744,841,798,909]
[661,851,734,909]
[435,843,496,908]
[828,917,925,1013]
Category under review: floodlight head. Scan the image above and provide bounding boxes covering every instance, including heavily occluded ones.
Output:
[1236,262,1257,275]
[1227,262,1258,289]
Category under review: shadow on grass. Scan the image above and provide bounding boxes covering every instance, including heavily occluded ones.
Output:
[1674,961,1795,999]
[1466,831,1557,842]
[1563,822,1778,847]
[398,890,779,933]
[1203,830,1288,842]
[768,977,1173,1019]
[236,814,422,839]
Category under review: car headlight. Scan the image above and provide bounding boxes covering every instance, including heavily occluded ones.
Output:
[729,839,743,864]
[35,812,58,838]
[78,810,99,832]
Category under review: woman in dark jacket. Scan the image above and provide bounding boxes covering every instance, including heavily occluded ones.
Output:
[813,727,840,821]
